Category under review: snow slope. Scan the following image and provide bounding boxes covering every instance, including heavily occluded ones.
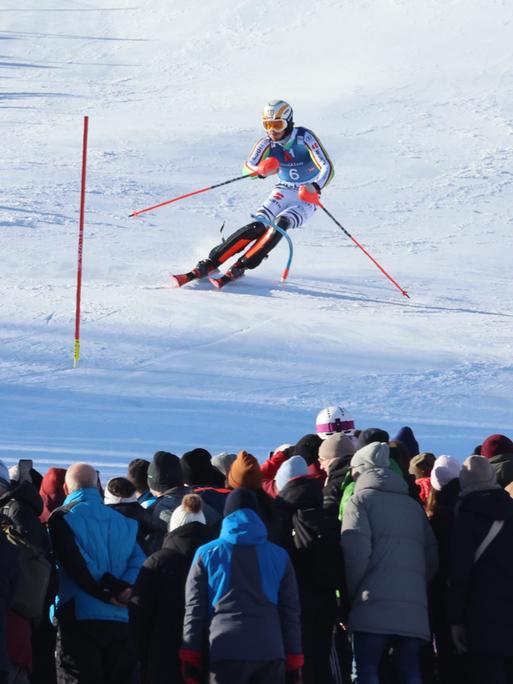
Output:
[1,0,513,477]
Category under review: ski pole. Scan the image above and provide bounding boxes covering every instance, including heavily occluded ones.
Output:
[298,187,410,299]
[252,214,294,283]
[129,158,280,218]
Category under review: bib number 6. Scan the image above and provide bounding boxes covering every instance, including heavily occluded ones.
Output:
[288,168,300,181]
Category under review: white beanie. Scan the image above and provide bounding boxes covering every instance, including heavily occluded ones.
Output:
[350,442,390,474]
[459,455,499,496]
[275,455,308,492]
[430,455,461,491]
[169,494,206,532]
[0,460,10,490]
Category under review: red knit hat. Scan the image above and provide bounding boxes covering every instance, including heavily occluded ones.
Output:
[481,434,513,459]
[227,451,263,490]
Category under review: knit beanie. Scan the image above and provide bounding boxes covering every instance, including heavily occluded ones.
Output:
[351,442,390,473]
[318,433,355,462]
[430,455,461,491]
[393,426,420,458]
[147,451,183,491]
[358,428,390,448]
[169,493,206,531]
[481,434,513,459]
[275,455,309,492]
[0,460,10,490]
[211,452,237,477]
[104,477,138,505]
[180,448,225,488]
[409,452,436,478]
[227,451,263,490]
[223,487,261,517]
[459,455,500,496]
[293,434,322,465]
[39,467,67,523]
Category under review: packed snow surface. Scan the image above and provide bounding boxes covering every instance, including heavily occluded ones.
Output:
[1,0,513,477]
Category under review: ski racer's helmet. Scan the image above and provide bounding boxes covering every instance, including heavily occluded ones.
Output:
[316,406,356,440]
[262,100,294,136]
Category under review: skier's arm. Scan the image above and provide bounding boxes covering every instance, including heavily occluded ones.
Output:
[243,136,272,176]
[304,129,335,190]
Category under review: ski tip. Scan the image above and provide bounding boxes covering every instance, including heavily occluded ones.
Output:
[209,276,223,289]
[170,274,188,288]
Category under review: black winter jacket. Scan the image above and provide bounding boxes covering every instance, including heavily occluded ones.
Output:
[107,501,157,556]
[0,530,19,673]
[449,488,513,656]
[129,522,212,684]
[276,476,345,595]
[321,455,352,519]
[429,478,460,630]
[0,482,49,553]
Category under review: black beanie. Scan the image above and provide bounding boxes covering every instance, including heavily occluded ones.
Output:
[147,451,183,490]
[223,487,261,517]
[358,428,390,448]
[293,433,322,465]
[181,448,225,488]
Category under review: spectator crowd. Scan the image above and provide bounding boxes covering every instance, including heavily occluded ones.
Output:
[1,405,513,684]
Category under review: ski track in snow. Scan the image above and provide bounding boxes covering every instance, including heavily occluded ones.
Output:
[1,0,513,476]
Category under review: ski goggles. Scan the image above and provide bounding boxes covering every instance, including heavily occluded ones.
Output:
[262,118,288,132]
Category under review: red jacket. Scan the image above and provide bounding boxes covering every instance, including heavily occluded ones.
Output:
[416,477,432,506]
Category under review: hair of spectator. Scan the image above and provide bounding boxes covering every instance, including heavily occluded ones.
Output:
[127,458,150,493]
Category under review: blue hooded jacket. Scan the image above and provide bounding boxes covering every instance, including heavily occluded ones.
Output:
[182,507,301,662]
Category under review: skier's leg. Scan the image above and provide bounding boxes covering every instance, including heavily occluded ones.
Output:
[233,190,317,271]
[197,221,267,273]
[224,184,298,273]
[234,215,290,270]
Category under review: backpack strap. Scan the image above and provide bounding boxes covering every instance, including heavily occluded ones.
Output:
[474,520,504,562]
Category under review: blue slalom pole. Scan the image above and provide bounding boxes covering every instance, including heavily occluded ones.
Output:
[251,214,294,282]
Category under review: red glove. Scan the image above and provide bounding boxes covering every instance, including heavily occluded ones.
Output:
[298,183,321,205]
[286,654,304,683]
[179,648,202,684]
[256,157,280,177]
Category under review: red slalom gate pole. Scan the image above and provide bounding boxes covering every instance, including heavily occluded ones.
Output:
[73,115,89,367]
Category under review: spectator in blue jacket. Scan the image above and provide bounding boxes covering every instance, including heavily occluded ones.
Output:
[180,487,303,684]
[48,463,145,684]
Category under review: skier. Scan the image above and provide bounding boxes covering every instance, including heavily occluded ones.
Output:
[171,100,335,288]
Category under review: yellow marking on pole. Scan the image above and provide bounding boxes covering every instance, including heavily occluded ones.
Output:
[73,339,80,368]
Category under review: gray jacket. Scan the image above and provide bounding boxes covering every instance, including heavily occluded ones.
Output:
[341,468,438,640]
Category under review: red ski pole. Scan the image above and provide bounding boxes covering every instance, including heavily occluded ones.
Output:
[129,158,280,218]
[298,186,410,299]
